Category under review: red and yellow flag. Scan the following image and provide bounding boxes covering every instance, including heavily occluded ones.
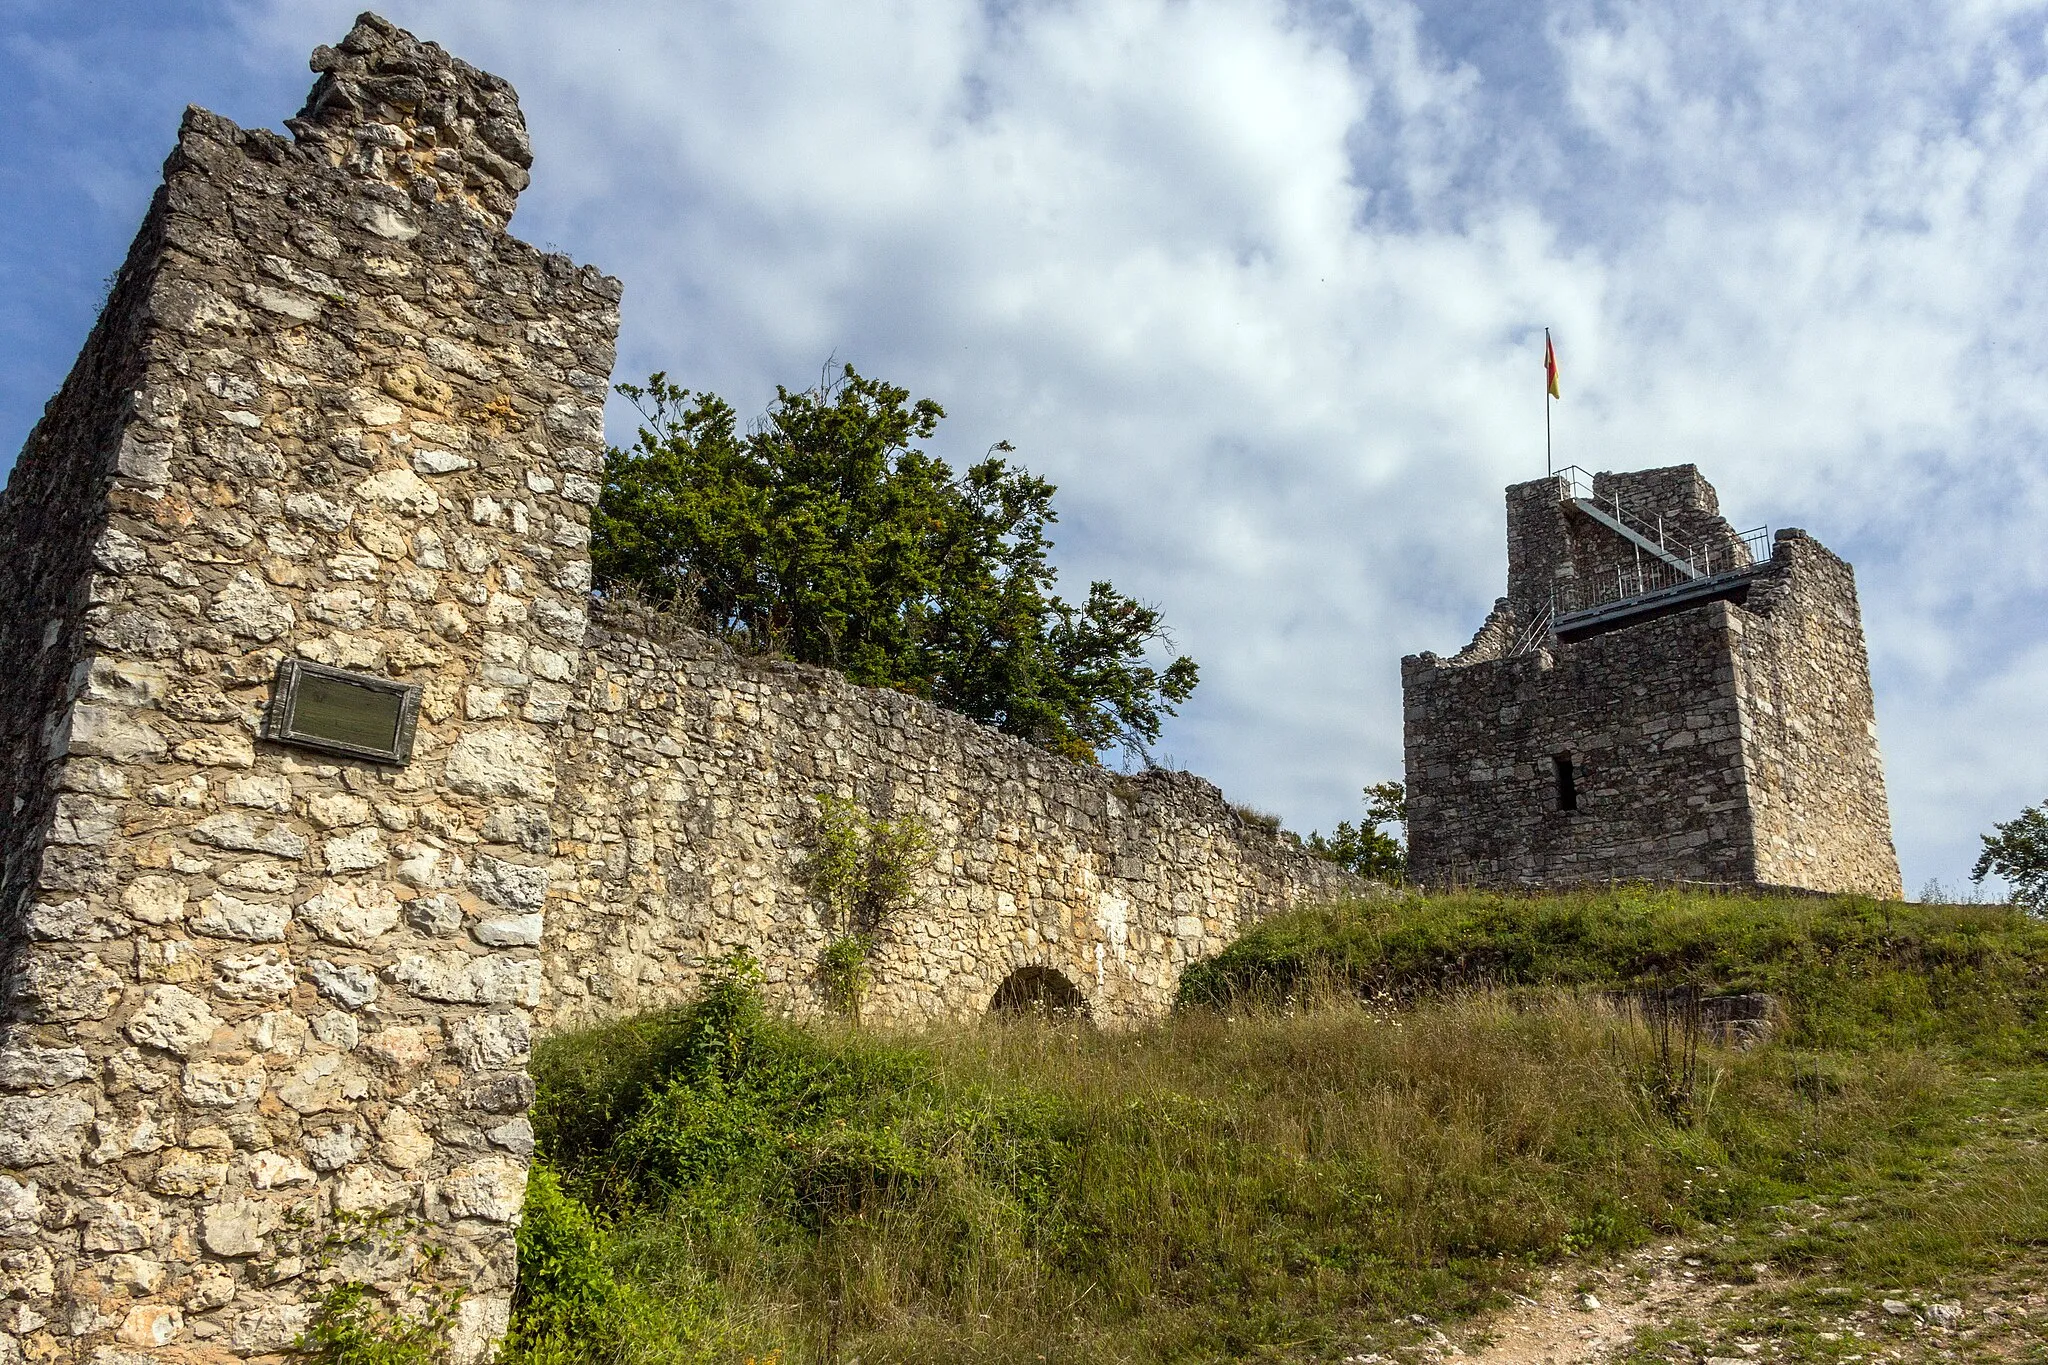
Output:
[1544,330,1561,399]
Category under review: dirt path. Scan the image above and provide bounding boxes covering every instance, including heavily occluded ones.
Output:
[1454,1241,1750,1365]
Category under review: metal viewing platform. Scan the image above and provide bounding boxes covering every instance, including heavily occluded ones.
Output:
[1547,466,1772,639]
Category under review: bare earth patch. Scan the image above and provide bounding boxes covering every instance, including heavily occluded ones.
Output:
[1448,1242,1747,1365]
[1385,1234,2048,1365]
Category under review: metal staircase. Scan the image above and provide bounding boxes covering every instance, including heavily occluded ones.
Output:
[1547,467,1772,635]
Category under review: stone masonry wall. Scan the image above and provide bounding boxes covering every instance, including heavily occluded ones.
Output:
[544,606,1363,1030]
[0,17,618,1365]
[1506,465,1749,623]
[1407,467,1901,896]
[1730,534,1900,896]
[1403,599,1756,887]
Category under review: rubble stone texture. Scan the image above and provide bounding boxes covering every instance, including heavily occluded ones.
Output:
[548,605,1361,1031]
[1403,466,1902,896]
[0,15,1356,1364]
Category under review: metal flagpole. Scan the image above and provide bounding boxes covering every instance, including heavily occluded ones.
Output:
[1545,328,1553,475]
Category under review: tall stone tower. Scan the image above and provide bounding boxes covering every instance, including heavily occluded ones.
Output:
[0,16,618,1363]
[1401,464,1901,896]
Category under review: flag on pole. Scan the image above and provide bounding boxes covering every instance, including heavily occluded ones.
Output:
[1544,330,1561,399]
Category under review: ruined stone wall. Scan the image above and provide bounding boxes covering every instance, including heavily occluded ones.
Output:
[544,606,1362,1030]
[1731,535,1901,897]
[0,17,618,1364]
[1403,601,1756,887]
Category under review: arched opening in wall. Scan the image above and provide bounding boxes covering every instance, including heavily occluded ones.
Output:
[989,966,1091,1021]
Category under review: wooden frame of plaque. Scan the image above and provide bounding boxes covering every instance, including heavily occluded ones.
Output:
[264,659,422,765]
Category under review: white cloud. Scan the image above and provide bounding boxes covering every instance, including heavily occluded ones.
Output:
[42,0,2048,892]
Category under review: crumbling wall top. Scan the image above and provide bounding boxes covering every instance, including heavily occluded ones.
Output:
[288,12,533,232]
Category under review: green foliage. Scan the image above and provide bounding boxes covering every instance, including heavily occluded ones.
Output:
[816,934,874,1021]
[1972,798,2048,909]
[805,794,932,939]
[804,793,934,1020]
[1176,889,2048,1060]
[296,1283,456,1365]
[1307,779,1408,881]
[514,889,2031,1362]
[592,367,1198,762]
[505,1167,732,1365]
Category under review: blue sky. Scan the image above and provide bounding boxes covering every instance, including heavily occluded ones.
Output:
[5,0,2047,897]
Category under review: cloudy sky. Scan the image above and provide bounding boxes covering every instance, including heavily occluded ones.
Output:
[5,0,2046,897]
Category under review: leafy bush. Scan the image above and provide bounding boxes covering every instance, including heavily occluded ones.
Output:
[805,793,933,1021]
[1974,799,2048,909]
[592,367,1198,762]
[297,1283,456,1365]
[1306,780,1407,881]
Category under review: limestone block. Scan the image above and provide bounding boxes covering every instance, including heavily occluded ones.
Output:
[443,726,556,800]
[0,1177,40,1239]
[116,1305,183,1347]
[299,883,402,946]
[15,952,123,1021]
[213,951,296,1001]
[192,813,310,859]
[472,913,544,947]
[0,1043,92,1089]
[0,1096,95,1166]
[386,954,543,1007]
[376,1107,435,1169]
[191,892,290,942]
[470,855,547,910]
[66,704,168,763]
[437,1158,527,1222]
[207,570,295,641]
[306,959,380,1010]
[229,1304,314,1353]
[181,1059,268,1108]
[125,985,223,1056]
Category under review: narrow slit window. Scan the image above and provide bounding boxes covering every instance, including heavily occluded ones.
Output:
[1553,754,1579,812]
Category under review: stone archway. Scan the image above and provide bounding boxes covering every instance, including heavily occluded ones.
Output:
[989,965,1091,1020]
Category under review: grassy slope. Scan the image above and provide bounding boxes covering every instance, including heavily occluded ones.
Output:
[507,890,2048,1365]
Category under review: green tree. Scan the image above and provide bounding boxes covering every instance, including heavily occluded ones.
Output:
[1306,780,1407,881]
[1973,799,2048,910]
[593,367,1198,763]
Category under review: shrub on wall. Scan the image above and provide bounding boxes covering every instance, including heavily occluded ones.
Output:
[805,793,934,1022]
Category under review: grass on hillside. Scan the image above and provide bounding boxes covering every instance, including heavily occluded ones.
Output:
[499,889,2048,1365]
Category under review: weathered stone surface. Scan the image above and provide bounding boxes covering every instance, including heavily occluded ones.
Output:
[547,604,1365,1030]
[298,884,402,946]
[0,1096,94,1167]
[443,727,556,800]
[124,986,223,1056]
[120,876,189,924]
[190,892,291,942]
[0,1043,92,1089]
[306,959,381,1010]
[1402,466,1900,896]
[437,1158,527,1222]
[470,856,547,910]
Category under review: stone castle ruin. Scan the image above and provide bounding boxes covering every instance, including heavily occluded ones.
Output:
[1403,464,1901,896]
[0,17,1352,1364]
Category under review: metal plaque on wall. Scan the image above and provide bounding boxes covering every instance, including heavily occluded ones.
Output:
[264,659,422,765]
